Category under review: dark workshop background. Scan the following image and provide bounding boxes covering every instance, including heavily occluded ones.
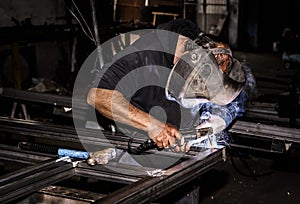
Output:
[1,1,300,204]
[0,0,299,93]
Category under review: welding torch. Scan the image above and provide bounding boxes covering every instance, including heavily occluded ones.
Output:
[128,127,214,154]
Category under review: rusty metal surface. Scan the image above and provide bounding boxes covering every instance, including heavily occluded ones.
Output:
[0,158,75,204]
[0,116,146,150]
[0,143,224,204]
[30,185,106,203]
[95,148,224,204]
[0,88,73,107]
[230,120,300,143]
[0,116,225,204]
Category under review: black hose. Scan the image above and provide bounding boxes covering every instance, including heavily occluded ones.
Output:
[227,144,273,179]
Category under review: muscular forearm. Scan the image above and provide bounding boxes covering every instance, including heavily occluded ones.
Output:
[87,88,162,132]
[87,88,182,149]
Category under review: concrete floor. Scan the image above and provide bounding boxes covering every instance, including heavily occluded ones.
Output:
[198,151,300,204]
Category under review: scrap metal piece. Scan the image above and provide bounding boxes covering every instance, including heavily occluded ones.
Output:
[88,148,117,165]
[146,169,166,177]
[30,185,106,203]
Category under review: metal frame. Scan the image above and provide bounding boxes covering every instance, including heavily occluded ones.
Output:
[230,120,300,144]
[0,113,226,203]
[0,143,224,204]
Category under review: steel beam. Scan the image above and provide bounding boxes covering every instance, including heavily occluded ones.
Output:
[229,120,300,144]
[75,162,149,184]
[94,148,224,204]
[0,144,53,164]
[0,159,75,204]
[0,116,146,150]
[0,116,225,204]
[0,88,74,107]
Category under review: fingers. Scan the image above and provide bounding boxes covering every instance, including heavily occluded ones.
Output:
[149,123,181,149]
[155,135,168,149]
[148,123,191,153]
[154,136,164,148]
[173,129,183,144]
[168,135,176,148]
[171,142,189,153]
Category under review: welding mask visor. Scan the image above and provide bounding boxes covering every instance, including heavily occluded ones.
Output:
[165,46,245,108]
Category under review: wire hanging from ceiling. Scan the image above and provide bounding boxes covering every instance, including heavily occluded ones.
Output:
[64,0,96,44]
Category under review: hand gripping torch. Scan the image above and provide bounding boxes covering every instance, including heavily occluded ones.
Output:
[127,127,217,154]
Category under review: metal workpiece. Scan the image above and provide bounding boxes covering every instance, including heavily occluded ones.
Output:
[0,125,224,204]
[0,145,224,204]
[230,120,300,144]
[0,116,132,150]
[75,161,151,184]
[0,158,75,204]
[30,185,106,203]
[94,148,224,204]
[0,144,53,165]
[0,87,73,107]
[228,120,300,153]
[0,115,225,204]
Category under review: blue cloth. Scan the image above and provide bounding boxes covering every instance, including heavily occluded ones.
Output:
[198,90,248,128]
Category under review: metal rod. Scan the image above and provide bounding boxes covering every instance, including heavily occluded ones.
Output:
[113,0,118,22]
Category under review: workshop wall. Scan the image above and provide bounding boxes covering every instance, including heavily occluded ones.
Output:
[0,0,65,26]
[0,0,74,91]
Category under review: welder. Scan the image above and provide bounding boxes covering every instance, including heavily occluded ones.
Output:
[87,19,256,154]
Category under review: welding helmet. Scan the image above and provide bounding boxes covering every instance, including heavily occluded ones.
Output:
[165,42,246,108]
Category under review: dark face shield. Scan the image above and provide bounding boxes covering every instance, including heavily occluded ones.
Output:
[165,46,246,108]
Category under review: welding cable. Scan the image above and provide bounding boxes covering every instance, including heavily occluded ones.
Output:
[18,142,58,154]
[71,0,95,40]
[63,0,96,43]
[127,138,163,154]
[226,143,273,179]
[18,142,89,159]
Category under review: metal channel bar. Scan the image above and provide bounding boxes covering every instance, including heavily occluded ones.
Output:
[230,120,300,143]
[0,144,53,164]
[0,159,75,204]
[95,148,224,204]
[0,159,57,186]
[0,116,146,149]
[0,117,196,160]
[1,88,74,107]
[75,161,158,184]
[33,185,106,203]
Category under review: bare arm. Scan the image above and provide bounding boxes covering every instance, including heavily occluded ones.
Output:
[87,88,182,149]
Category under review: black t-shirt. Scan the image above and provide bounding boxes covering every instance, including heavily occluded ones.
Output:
[93,30,199,133]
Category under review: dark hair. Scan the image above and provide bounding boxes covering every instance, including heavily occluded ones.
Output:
[157,19,202,40]
[183,32,225,52]
[194,33,222,49]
